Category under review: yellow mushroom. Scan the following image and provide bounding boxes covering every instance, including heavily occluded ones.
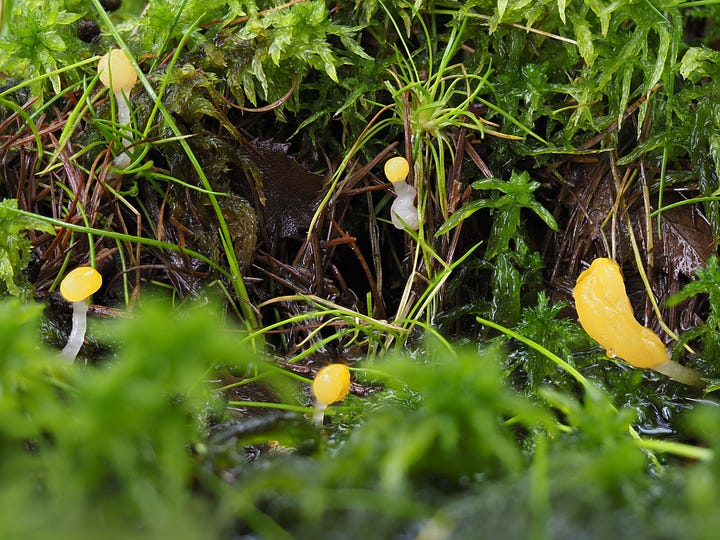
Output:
[311,363,351,425]
[59,266,102,362]
[384,156,410,183]
[573,258,702,386]
[97,49,138,169]
[384,156,419,230]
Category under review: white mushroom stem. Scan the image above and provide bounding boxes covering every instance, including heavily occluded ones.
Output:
[60,300,89,362]
[98,49,138,171]
[391,181,419,230]
[652,359,704,387]
[113,90,132,169]
[116,90,131,129]
[313,401,329,426]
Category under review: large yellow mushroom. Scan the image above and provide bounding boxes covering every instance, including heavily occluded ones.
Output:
[97,48,138,169]
[573,258,702,386]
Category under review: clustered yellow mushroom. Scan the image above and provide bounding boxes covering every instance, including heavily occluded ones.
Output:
[59,266,103,362]
[311,363,351,425]
[97,48,138,169]
[573,257,703,386]
[384,156,419,230]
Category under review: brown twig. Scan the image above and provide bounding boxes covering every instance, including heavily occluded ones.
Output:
[329,218,387,320]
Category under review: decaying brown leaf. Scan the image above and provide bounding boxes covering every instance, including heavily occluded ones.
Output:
[550,155,715,334]
[239,139,323,247]
[653,199,714,280]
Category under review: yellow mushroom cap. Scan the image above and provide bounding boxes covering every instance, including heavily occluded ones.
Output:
[98,49,138,93]
[384,156,410,183]
[312,364,351,405]
[60,267,102,303]
[573,258,667,368]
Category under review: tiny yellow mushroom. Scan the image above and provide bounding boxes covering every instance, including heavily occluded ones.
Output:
[311,363,351,425]
[97,48,138,169]
[384,156,419,230]
[60,266,102,363]
[573,258,702,386]
[384,156,410,183]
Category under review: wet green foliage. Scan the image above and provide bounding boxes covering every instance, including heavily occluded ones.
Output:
[440,171,557,324]
[477,0,682,146]
[0,298,253,539]
[0,199,54,297]
[0,299,718,539]
[0,0,85,100]
[437,171,558,240]
[669,256,720,375]
[506,292,593,390]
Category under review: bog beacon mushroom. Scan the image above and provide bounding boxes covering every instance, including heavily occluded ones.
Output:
[573,257,702,386]
[311,363,351,425]
[97,48,138,169]
[384,156,419,230]
[59,266,102,362]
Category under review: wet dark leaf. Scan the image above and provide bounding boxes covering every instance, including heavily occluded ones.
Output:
[240,139,323,244]
[656,202,714,280]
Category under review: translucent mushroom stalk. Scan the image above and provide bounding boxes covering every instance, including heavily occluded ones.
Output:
[97,49,138,170]
[573,258,703,387]
[62,300,89,362]
[59,267,103,363]
[650,359,703,387]
[384,156,419,230]
[311,364,351,425]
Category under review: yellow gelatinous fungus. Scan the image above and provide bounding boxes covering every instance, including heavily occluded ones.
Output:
[573,258,702,386]
[59,266,102,362]
[384,156,419,230]
[312,363,351,425]
[97,48,138,169]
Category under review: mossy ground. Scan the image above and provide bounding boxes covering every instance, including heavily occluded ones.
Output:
[1,0,720,538]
